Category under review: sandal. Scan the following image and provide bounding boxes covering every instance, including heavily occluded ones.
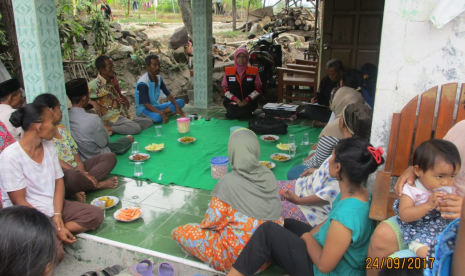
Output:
[129,259,154,276]
[102,265,124,276]
[158,262,179,276]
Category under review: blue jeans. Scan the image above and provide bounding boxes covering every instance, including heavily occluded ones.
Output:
[140,99,185,123]
[287,165,307,180]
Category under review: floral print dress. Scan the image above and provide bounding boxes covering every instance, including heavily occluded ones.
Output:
[279,155,340,226]
[53,124,79,167]
[171,196,284,273]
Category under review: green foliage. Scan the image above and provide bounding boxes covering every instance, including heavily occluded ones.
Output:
[214,30,242,38]
[0,13,7,46]
[89,11,114,55]
[294,40,302,47]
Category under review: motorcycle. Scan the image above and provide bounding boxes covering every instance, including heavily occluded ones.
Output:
[248,30,286,103]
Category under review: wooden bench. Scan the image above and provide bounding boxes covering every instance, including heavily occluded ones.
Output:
[276,67,317,103]
[369,83,465,221]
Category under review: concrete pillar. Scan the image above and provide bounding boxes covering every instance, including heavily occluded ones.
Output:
[193,1,213,109]
[13,0,69,128]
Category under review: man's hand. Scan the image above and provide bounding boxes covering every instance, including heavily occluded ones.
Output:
[311,97,318,104]
[174,107,186,117]
[241,99,249,106]
[89,100,103,117]
[438,194,463,219]
[121,95,130,110]
[394,166,416,196]
[235,98,243,107]
[282,189,300,204]
[160,112,169,123]
[300,168,316,177]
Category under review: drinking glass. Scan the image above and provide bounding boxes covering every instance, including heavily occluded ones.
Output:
[288,134,295,146]
[301,133,309,145]
[131,142,139,154]
[134,162,143,177]
[433,186,457,215]
[155,126,162,137]
[189,115,195,125]
[289,145,297,157]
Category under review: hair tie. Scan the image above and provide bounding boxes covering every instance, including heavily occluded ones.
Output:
[368,146,384,164]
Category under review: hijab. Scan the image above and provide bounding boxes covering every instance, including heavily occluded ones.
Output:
[212,128,282,221]
[319,86,364,139]
[234,47,249,80]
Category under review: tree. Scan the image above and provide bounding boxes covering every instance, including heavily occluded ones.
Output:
[0,0,24,88]
[232,0,237,30]
[178,0,193,38]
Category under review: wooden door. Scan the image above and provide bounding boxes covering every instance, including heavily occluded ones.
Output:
[319,0,384,79]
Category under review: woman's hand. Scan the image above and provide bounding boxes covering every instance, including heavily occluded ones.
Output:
[53,215,76,244]
[235,98,243,107]
[438,194,463,220]
[283,189,300,204]
[300,168,316,177]
[76,163,85,173]
[394,166,416,196]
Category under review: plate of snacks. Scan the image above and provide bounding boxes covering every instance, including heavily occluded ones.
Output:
[260,135,279,143]
[270,153,291,162]
[91,196,119,209]
[129,153,150,161]
[178,137,196,144]
[259,161,276,169]
[276,143,290,151]
[114,207,143,222]
[145,143,164,152]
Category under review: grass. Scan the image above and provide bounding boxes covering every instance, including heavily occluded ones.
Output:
[213,30,243,38]
[114,10,182,24]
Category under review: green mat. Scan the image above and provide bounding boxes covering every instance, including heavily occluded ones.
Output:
[110,118,320,190]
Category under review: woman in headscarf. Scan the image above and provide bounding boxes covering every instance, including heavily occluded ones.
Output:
[222,47,262,119]
[172,129,283,273]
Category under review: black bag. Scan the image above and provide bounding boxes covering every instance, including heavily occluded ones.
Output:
[248,116,288,135]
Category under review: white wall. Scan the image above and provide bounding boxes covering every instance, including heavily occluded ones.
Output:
[370,0,465,187]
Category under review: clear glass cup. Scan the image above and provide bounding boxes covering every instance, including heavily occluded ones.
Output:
[288,134,295,146]
[289,144,297,157]
[134,162,143,176]
[433,186,457,215]
[131,142,139,154]
[189,115,195,125]
[301,133,309,145]
[155,126,162,137]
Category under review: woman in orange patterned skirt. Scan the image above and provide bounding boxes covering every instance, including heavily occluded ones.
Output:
[172,128,284,273]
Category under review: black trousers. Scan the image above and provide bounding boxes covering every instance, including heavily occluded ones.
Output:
[223,100,258,120]
[233,220,315,276]
[302,105,332,122]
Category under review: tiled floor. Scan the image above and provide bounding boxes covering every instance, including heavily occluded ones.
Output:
[82,104,313,275]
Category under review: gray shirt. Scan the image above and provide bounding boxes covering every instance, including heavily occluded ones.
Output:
[68,107,111,161]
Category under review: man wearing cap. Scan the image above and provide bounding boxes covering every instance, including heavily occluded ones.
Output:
[0,78,24,140]
[88,55,153,135]
[66,78,134,162]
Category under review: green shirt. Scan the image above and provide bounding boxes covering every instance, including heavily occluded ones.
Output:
[313,194,374,276]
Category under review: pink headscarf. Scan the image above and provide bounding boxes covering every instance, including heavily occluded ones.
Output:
[234,47,249,80]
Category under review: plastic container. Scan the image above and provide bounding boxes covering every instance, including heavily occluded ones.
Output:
[177,117,190,133]
[210,156,229,180]
[230,126,243,134]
